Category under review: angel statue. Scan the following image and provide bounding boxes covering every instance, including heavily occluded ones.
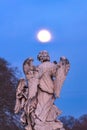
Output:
[14,50,70,130]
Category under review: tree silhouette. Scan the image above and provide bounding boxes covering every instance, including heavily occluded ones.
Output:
[0,57,23,130]
[60,114,87,130]
[0,58,18,111]
[72,114,87,130]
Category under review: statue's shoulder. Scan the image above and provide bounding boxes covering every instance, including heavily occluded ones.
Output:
[39,61,56,68]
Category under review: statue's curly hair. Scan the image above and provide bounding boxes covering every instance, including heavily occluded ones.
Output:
[37,50,50,62]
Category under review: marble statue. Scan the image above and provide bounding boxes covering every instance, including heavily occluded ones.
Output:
[14,50,70,130]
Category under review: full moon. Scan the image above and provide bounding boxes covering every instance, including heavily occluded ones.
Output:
[37,29,52,43]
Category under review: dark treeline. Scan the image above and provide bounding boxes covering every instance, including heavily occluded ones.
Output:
[0,57,87,130]
[60,114,87,130]
[0,57,23,130]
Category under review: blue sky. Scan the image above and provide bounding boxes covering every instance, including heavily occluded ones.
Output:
[0,0,87,117]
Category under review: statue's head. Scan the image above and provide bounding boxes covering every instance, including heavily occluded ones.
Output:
[37,50,50,62]
[23,57,34,66]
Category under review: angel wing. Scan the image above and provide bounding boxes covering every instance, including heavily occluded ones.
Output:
[54,57,70,98]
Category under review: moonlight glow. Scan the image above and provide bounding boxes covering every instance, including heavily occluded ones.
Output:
[37,29,52,43]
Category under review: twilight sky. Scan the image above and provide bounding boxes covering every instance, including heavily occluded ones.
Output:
[0,0,87,117]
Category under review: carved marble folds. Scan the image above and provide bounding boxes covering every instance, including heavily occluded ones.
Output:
[14,50,70,130]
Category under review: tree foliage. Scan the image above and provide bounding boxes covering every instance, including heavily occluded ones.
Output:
[0,57,18,111]
[60,114,87,130]
[0,57,23,130]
